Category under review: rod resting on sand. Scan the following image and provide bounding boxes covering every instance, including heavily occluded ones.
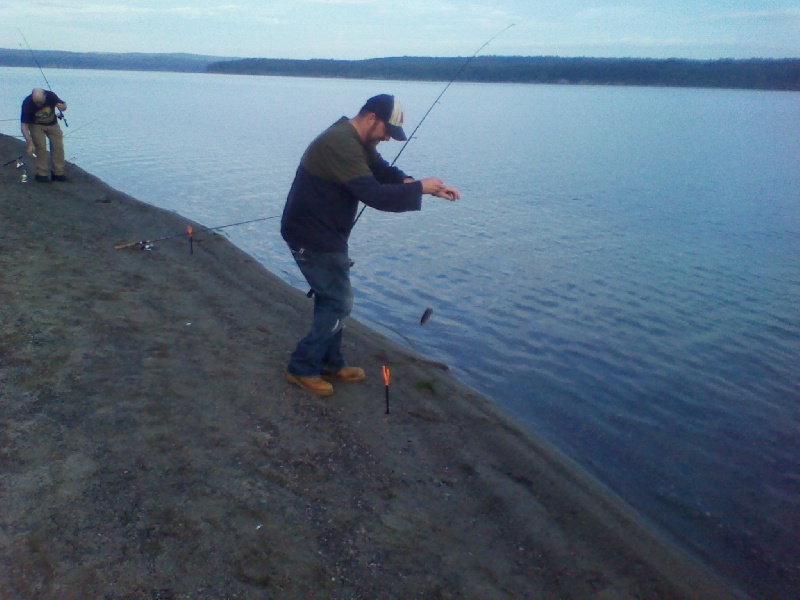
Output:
[3,155,24,168]
[114,215,281,250]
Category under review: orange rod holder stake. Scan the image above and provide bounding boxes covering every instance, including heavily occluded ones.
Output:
[382,366,391,414]
[187,225,194,254]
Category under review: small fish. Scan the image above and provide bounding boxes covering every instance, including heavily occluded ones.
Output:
[420,307,433,326]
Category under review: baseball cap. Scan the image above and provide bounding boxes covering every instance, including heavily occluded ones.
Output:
[362,94,407,141]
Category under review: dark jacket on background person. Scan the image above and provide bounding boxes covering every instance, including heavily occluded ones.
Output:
[20,90,63,126]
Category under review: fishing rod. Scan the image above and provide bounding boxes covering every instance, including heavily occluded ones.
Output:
[351,23,515,227]
[3,120,96,168]
[393,23,515,167]
[116,26,515,254]
[20,30,68,127]
[3,155,24,168]
[115,215,281,250]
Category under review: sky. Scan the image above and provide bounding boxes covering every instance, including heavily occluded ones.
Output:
[1,1,798,60]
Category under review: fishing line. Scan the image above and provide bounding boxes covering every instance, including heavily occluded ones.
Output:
[347,24,514,327]
[116,26,515,254]
[20,30,68,127]
[351,23,515,227]
[63,120,97,138]
[115,27,513,332]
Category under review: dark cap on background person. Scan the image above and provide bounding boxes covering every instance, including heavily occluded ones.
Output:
[362,94,407,141]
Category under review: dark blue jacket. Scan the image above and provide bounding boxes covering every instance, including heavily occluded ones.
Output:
[281,118,423,253]
[20,91,63,126]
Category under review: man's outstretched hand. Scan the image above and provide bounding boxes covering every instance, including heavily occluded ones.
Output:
[420,177,460,201]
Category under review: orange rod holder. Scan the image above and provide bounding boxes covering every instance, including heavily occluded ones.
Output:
[382,365,391,414]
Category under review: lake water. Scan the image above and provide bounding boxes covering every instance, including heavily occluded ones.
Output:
[2,67,798,599]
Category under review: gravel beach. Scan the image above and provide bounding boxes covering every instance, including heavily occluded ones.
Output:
[0,133,737,599]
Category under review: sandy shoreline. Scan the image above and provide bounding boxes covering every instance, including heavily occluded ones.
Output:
[0,133,738,599]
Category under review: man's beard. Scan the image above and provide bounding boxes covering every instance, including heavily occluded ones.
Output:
[366,122,384,147]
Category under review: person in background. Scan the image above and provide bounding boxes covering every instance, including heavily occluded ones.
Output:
[20,87,68,182]
[281,93,460,397]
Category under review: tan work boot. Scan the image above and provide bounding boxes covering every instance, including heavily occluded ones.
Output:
[284,372,334,397]
[322,366,366,383]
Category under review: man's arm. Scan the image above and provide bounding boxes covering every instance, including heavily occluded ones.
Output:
[344,175,459,214]
[47,91,67,113]
[370,153,460,201]
[20,123,34,155]
[345,176,424,213]
[369,153,409,184]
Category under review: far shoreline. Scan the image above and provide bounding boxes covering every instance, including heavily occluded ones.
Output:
[1,49,798,91]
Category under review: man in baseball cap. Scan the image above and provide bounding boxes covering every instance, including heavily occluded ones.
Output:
[361,93,407,141]
[280,93,459,396]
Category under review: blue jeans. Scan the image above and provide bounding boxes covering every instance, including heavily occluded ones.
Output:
[287,247,354,377]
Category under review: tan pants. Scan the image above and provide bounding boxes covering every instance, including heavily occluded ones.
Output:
[30,122,65,177]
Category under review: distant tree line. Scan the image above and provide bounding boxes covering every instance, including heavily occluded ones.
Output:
[0,49,226,73]
[1,48,797,91]
[208,56,800,91]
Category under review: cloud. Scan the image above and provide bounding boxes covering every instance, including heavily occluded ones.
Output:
[301,0,374,4]
[723,8,800,20]
[1,0,795,60]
